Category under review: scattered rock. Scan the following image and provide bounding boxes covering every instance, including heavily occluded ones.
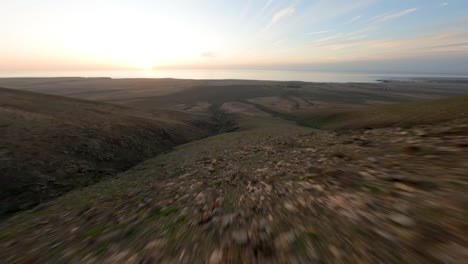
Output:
[232,229,249,245]
[200,210,213,224]
[284,202,297,212]
[212,208,223,217]
[221,214,236,229]
[195,192,207,207]
[144,239,165,251]
[375,229,398,243]
[214,197,224,208]
[389,213,416,227]
[394,182,415,192]
[329,245,341,259]
[97,230,124,243]
[209,249,223,264]
[274,231,296,251]
[258,218,272,234]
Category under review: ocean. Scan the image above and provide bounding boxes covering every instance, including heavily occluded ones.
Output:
[1,70,467,83]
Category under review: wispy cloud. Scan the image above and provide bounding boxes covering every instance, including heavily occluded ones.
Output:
[295,0,376,26]
[369,8,417,24]
[309,31,468,52]
[371,32,464,48]
[309,27,374,46]
[345,34,368,41]
[311,33,346,44]
[428,42,468,50]
[349,15,362,23]
[307,30,335,35]
[441,2,449,7]
[261,0,274,13]
[265,7,295,30]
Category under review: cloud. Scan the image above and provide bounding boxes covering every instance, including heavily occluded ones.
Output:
[349,15,362,23]
[429,42,468,49]
[311,33,345,44]
[309,27,374,46]
[441,2,449,7]
[369,8,417,24]
[309,31,468,52]
[371,32,465,49]
[295,0,376,27]
[261,0,274,12]
[265,7,295,30]
[201,52,216,58]
[307,30,335,35]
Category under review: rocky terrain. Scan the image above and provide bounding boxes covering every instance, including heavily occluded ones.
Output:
[0,114,467,263]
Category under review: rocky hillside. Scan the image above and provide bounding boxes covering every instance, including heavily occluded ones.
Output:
[0,111,466,263]
[0,87,218,216]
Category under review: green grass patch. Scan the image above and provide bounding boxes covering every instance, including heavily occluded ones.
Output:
[151,206,181,218]
[244,101,294,121]
[306,230,320,241]
[160,206,180,216]
[85,224,107,238]
[175,215,188,223]
[298,114,348,129]
[122,226,139,240]
[307,174,319,179]
[367,185,381,195]
[48,243,66,257]
[0,223,32,240]
[96,243,110,256]
[294,236,309,254]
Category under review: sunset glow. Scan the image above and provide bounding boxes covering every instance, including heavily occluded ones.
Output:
[1,0,467,73]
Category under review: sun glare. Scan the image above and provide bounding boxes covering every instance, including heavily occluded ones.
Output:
[135,60,155,70]
[123,52,158,70]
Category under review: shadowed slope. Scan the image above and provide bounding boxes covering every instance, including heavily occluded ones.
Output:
[0,87,217,215]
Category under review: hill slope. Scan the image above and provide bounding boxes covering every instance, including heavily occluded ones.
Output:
[0,87,218,215]
[297,96,468,129]
[0,104,467,263]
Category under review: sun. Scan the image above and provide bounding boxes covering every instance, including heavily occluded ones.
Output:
[122,51,158,70]
[133,59,155,70]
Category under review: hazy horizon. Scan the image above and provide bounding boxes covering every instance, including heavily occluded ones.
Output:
[1,0,468,74]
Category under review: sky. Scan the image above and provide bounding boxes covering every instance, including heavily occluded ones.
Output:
[1,0,467,74]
